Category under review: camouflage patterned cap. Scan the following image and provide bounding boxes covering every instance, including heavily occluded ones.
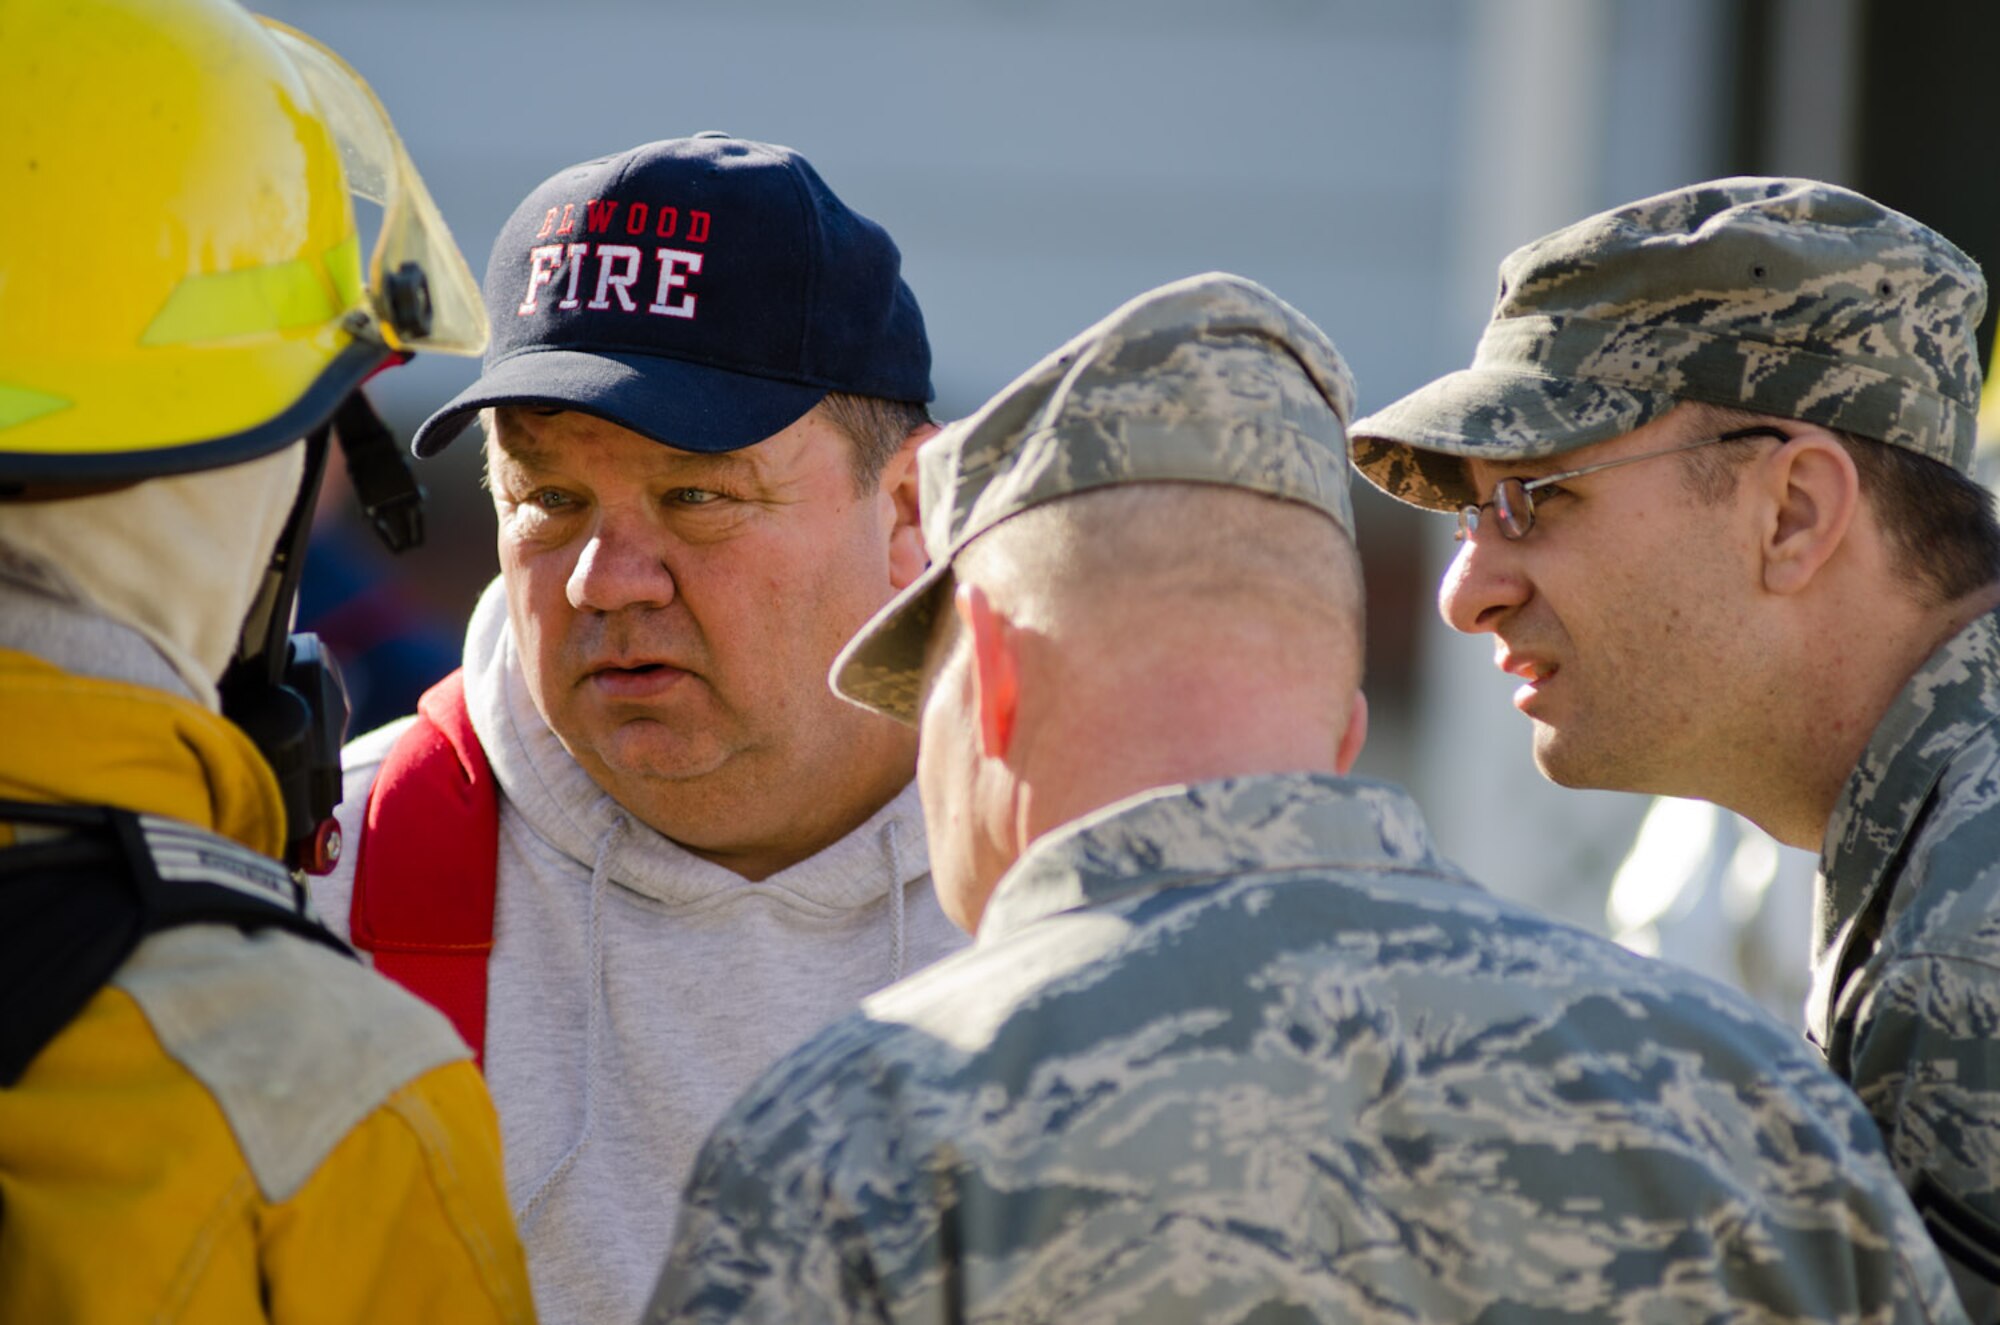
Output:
[1350,177,1988,511]
[831,272,1356,724]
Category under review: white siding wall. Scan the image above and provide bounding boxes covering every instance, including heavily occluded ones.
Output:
[260,0,1731,930]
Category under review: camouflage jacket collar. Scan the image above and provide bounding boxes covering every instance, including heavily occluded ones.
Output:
[1810,605,2000,1034]
[978,773,1461,945]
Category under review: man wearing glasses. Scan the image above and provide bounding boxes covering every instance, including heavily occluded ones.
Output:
[1351,177,2000,1314]
[647,272,1967,1324]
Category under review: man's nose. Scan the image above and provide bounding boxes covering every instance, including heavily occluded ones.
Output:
[567,511,676,613]
[1438,525,1529,635]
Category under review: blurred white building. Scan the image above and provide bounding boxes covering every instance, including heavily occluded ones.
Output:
[1608,801,1818,1025]
[259,0,1874,1002]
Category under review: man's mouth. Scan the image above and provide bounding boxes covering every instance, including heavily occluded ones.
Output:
[587,660,690,698]
[1498,650,1557,709]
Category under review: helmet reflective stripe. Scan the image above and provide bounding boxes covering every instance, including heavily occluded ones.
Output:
[0,387,71,433]
[141,240,365,348]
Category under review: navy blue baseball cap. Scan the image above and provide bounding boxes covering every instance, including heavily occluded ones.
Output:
[411,133,932,456]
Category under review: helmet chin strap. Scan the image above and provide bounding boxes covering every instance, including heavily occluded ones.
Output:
[220,424,345,876]
[334,387,427,554]
[220,387,428,876]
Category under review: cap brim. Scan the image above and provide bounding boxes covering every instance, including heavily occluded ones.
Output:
[1350,366,1678,511]
[829,559,954,726]
[411,347,831,456]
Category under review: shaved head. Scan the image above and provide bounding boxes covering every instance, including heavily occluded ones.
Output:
[950,481,1364,693]
[914,481,1370,930]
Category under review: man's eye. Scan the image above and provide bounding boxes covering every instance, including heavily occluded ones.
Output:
[531,489,575,512]
[669,487,723,507]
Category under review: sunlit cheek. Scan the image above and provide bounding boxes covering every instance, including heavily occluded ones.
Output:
[500,501,566,544]
[917,741,976,927]
[914,751,944,841]
[915,707,951,810]
[494,505,544,571]
[493,504,590,607]
[916,667,968,817]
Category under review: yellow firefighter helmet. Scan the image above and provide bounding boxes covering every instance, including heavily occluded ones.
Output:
[0,0,484,488]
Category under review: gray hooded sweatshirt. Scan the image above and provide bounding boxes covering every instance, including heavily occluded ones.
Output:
[312,578,966,1324]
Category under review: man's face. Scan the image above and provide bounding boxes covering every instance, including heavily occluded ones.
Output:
[1437,410,1771,797]
[486,406,921,872]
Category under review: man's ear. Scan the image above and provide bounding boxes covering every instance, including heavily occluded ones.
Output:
[882,423,939,592]
[1335,691,1368,776]
[957,582,1018,760]
[1758,433,1860,596]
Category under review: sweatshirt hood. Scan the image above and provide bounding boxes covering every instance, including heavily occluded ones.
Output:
[0,443,306,710]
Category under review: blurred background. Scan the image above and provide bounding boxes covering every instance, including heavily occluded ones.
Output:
[257,0,2000,1023]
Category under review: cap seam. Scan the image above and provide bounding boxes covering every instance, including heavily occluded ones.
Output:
[778,152,820,383]
[945,460,1343,567]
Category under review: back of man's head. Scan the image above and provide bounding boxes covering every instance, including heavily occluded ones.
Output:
[948,481,1365,753]
[831,273,1361,923]
[835,271,1359,723]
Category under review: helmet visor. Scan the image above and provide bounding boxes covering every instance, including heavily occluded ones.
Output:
[260,19,487,357]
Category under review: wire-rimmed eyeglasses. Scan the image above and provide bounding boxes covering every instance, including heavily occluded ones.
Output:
[1454,426,1790,542]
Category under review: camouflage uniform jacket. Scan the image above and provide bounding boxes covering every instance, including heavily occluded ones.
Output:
[652,774,1964,1325]
[1813,603,2000,1318]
